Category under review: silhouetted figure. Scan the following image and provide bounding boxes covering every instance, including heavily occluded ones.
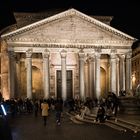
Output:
[96,106,105,123]
[55,98,63,126]
[34,100,39,117]
[111,92,119,117]
[68,98,75,113]
[10,98,16,118]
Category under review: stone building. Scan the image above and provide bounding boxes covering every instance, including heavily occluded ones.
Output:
[132,41,140,93]
[0,8,136,101]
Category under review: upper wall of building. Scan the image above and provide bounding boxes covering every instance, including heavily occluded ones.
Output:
[13,9,113,29]
[0,9,113,35]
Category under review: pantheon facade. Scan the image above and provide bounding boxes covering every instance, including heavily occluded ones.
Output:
[0,9,136,101]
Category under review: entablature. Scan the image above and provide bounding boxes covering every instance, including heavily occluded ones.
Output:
[9,45,131,55]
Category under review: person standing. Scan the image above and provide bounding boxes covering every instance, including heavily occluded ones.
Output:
[55,98,63,126]
[41,99,49,126]
[33,100,39,117]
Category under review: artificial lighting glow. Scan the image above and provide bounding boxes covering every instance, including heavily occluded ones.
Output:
[1,104,7,116]
[132,75,136,82]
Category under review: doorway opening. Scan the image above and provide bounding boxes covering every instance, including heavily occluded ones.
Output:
[57,70,73,99]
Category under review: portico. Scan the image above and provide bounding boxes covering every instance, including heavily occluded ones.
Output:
[1,9,136,101]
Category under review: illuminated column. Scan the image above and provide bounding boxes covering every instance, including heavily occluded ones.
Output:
[88,56,95,99]
[15,54,21,98]
[85,62,89,98]
[42,49,50,99]
[126,53,132,92]
[116,58,120,96]
[26,49,32,99]
[120,55,125,91]
[95,53,101,100]
[79,50,85,101]
[110,54,117,93]
[8,49,16,98]
[60,50,67,101]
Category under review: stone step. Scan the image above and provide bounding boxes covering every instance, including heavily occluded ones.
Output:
[86,113,140,131]
[117,118,140,129]
[70,116,84,124]
[74,115,100,125]
[107,119,140,133]
[66,111,140,133]
[105,122,127,132]
[83,115,95,121]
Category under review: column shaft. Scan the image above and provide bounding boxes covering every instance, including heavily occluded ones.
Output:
[95,54,101,100]
[116,58,120,96]
[85,63,89,98]
[61,50,67,101]
[26,50,32,99]
[110,54,117,93]
[120,55,125,91]
[126,53,132,92]
[79,51,85,101]
[15,59,20,98]
[88,57,95,99]
[43,50,50,99]
[8,50,16,98]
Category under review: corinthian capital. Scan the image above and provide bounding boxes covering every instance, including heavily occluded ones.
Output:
[126,53,132,59]
[95,53,101,59]
[26,49,33,58]
[8,50,15,58]
[60,49,67,58]
[110,54,116,59]
[78,49,85,61]
[42,49,50,58]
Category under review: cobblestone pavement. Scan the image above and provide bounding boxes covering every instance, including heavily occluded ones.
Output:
[9,110,140,140]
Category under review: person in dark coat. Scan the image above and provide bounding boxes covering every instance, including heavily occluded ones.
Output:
[55,98,63,125]
[96,105,105,123]
[34,100,39,117]
[111,92,119,117]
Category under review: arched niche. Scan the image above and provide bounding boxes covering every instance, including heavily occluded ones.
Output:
[32,66,43,99]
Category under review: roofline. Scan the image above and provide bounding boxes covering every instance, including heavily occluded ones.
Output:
[1,8,136,41]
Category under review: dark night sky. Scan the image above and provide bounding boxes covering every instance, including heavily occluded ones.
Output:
[0,0,140,39]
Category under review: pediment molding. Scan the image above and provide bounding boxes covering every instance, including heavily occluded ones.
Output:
[1,8,136,42]
[7,38,133,47]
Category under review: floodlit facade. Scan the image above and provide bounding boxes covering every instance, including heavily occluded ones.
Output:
[0,9,136,101]
[132,42,140,93]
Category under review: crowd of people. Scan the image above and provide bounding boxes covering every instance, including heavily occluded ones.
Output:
[68,92,120,123]
[0,96,64,126]
[0,92,120,139]
[0,92,120,125]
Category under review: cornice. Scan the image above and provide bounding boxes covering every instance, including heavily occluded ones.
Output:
[1,8,136,41]
[6,38,134,47]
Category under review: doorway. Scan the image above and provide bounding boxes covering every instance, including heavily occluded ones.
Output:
[57,70,73,99]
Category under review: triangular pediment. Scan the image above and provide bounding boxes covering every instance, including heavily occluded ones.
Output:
[1,8,136,47]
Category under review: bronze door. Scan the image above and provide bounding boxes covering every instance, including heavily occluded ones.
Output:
[57,70,73,99]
